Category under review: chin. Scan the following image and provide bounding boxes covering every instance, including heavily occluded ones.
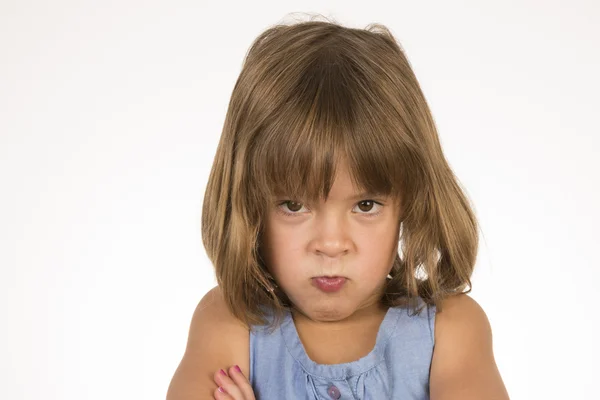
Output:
[315,310,352,321]
[296,298,356,321]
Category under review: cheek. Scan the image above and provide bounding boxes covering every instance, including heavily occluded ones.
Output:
[363,224,400,266]
[362,236,398,270]
[260,224,302,272]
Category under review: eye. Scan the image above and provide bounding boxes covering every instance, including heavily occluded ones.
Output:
[354,200,382,215]
[275,200,384,218]
[276,200,308,216]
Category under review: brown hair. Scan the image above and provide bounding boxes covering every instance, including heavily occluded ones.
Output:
[201,16,479,329]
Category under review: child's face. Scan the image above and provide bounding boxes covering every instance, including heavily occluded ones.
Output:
[261,160,402,322]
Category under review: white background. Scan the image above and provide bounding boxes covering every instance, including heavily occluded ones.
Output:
[1,1,599,399]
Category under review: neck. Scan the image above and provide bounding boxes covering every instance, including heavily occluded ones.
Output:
[291,300,388,331]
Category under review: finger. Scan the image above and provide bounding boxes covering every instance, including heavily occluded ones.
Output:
[213,369,244,400]
[213,385,234,400]
[227,365,255,400]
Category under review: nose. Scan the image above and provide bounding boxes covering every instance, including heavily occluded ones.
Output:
[310,213,351,258]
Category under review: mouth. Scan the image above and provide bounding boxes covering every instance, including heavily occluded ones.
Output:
[311,276,347,293]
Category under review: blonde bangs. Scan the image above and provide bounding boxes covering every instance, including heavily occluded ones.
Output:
[240,40,426,221]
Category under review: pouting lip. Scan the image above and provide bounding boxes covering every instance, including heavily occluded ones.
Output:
[311,276,347,292]
[312,276,347,279]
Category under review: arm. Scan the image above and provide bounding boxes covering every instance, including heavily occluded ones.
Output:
[166,286,251,400]
[429,294,510,400]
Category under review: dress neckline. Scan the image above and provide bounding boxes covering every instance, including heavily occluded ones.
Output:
[280,305,401,379]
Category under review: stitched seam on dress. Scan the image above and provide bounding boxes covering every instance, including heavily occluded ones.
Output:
[346,376,360,400]
[288,353,387,381]
[426,304,436,346]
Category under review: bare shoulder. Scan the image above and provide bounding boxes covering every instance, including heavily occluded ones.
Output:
[434,292,490,334]
[430,293,510,400]
[166,286,250,400]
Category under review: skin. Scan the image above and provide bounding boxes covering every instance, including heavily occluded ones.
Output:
[167,159,510,399]
[260,157,403,327]
[212,366,254,400]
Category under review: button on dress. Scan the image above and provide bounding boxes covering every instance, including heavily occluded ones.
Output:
[327,384,341,399]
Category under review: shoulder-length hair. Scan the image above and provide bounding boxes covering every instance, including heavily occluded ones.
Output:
[201,17,478,329]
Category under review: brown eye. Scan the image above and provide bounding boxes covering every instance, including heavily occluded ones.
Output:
[275,200,309,217]
[284,201,303,212]
[357,200,375,212]
[353,200,384,218]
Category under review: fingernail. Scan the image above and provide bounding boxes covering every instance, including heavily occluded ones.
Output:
[220,369,227,376]
[218,386,225,393]
[234,365,241,373]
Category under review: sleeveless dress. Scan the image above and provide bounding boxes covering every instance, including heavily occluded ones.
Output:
[249,299,436,399]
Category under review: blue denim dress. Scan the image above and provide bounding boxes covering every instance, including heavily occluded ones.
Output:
[249,300,436,399]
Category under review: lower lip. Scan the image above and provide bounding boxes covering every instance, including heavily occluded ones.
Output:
[312,277,346,293]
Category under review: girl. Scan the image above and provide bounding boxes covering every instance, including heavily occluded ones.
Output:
[167,18,509,400]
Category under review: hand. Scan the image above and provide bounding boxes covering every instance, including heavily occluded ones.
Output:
[213,365,256,400]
